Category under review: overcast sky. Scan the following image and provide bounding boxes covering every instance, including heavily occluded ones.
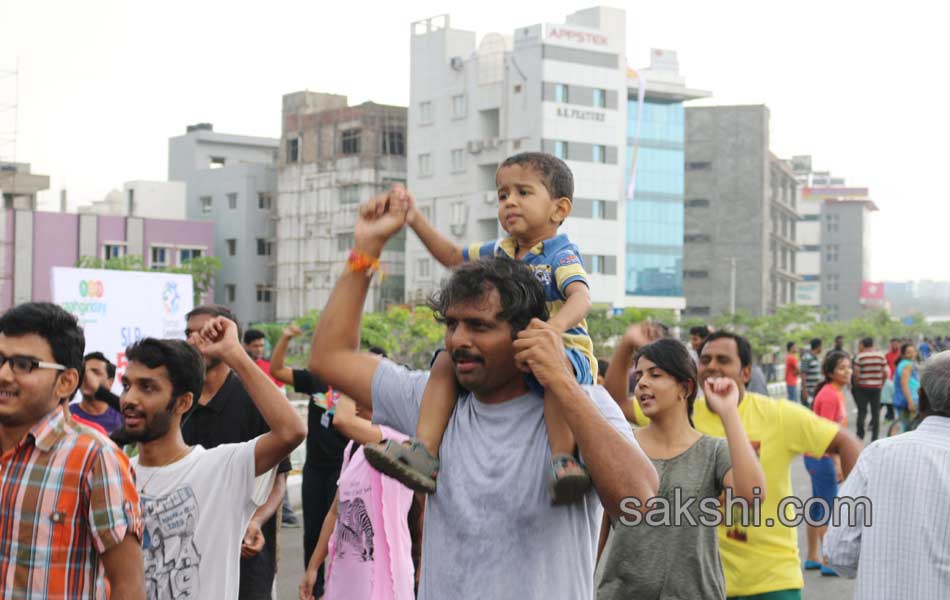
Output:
[2,0,947,281]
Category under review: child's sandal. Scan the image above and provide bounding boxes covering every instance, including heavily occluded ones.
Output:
[364,437,440,494]
[549,453,592,505]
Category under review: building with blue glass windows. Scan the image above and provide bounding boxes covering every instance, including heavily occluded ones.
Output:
[625,50,710,311]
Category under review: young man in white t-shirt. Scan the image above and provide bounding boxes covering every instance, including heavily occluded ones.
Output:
[115,317,306,600]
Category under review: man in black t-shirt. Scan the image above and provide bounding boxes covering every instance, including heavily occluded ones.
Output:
[183,305,293,600]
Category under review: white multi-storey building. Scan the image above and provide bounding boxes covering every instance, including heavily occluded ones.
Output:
[406,8,629,307]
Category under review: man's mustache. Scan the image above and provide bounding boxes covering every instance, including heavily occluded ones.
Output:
[451,350,484,364]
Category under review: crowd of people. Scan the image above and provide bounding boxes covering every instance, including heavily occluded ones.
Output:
[0,152,947,600]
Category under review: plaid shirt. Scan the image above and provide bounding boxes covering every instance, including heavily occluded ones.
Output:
[0,404,143,599]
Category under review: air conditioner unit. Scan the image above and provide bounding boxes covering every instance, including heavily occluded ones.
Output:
[483,191,496,205]
[450,56,464,70]
[467,140,483,154]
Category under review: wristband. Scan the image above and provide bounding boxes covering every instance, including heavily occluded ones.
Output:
[346,249,384,278]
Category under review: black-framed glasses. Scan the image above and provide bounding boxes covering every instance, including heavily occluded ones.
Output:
[0,354,67,375]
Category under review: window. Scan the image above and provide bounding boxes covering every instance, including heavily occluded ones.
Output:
[451,148,465,172]
[258,193,272,210]
[340,185,360,205]
[554,83,569,103]
[419,153,432,177]
[225,284,236,303]
[826,244,839,262]
[227,193,237,210]
[200,196,212,215]
[104,243,126,260]
[591,200,605,220]
[417,258,431,279]
[287,138,299,162]
[337,233,354,251]
[685,233,711,243]
[226,239,237,256]
[826,213,840,233]
[684,270,709,279]
[256,285,272,303]
[256,238,271,256]
[513,84,523,94]
[593,88,606,108]
[150,246,169,270]
[341,129,361,155]
[209,156,226,169]
[686,198,710,208]
[419,101,433,124]
[686,161,712,170]
[592,145,606,163]
[687,306,711,316]
[451,201,466,225]
[179,248,202,263]
[553,141,568,160]
[826,274,839,292]
[451,94,467,119]
[589,255,605,274]
[381,126,405,155]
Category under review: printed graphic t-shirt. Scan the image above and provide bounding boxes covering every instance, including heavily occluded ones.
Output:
[132,438,275,600]
[692,392,839,597]
[325,426,415,600]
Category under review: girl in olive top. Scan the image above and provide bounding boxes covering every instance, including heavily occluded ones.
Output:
[597,336,765,600]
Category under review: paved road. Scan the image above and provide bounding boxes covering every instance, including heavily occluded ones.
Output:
[276,397,864,599]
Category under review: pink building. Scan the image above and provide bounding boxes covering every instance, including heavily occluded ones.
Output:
[0,209,215,310]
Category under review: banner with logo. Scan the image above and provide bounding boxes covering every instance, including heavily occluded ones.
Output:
[51,267,194,389]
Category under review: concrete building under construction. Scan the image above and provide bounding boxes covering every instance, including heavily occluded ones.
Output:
[276,92,407,320]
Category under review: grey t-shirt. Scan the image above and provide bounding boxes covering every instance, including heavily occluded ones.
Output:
[371,359,638,600]
[595,434,731,600]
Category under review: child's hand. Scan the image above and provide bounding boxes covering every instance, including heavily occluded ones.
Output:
[404,189,420,225]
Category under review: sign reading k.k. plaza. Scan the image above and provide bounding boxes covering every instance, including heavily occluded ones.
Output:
[556,107,606,121]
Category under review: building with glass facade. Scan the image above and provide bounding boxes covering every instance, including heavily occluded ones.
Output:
[625,50,709,310]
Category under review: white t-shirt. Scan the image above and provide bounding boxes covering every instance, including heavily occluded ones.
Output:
[132,437,275,600]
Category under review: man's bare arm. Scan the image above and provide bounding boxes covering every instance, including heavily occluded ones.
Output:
[824,428,863,478]
[269,325,301,385]
[101,533,145,600]
[309,188,408,412]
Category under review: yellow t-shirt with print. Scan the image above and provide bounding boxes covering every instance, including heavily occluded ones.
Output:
[692,392,839,597]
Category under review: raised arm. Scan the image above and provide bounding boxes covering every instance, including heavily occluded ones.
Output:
[704,377,766,502]
[309,186,409,412]
[405,191,464,267]
[605,324,660,417]
[193,317,306,476]
[269,324,302,385]
[514,319,658,517]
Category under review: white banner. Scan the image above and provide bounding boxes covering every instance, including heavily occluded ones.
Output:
[51,267,194,389]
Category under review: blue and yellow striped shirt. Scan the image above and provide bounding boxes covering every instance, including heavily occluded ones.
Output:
[462,234,597,383]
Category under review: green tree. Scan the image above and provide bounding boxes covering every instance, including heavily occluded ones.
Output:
[76,254,222,305]
[169,256,223,305]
